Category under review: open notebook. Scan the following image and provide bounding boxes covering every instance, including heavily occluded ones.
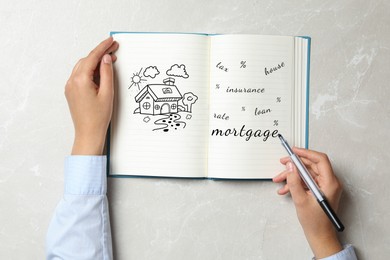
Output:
[108,33,310,179]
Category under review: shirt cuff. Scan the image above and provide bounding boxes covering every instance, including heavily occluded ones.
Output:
[64,156,107,195]
[318,244,357,260]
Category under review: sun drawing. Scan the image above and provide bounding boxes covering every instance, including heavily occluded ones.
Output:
[129,68,146,90]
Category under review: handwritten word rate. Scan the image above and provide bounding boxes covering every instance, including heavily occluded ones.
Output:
[214,113,229,120]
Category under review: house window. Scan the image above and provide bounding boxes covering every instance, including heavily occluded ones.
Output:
[143,102,151,110]
[171,103,177,110]
[162,87,172,94]
[155,104,160,110]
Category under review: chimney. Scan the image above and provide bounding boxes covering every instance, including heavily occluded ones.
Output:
[163,77,175,85]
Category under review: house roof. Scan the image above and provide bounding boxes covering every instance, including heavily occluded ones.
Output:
[135,84,182,102]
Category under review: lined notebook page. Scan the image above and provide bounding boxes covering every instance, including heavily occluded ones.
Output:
[208,35,295,179]
[110,34,210,178]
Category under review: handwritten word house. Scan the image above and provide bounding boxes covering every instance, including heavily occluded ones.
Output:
[135,78,182,115]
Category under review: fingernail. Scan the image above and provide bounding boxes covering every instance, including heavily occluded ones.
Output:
[103,54,112,64]
[286,162,293,172]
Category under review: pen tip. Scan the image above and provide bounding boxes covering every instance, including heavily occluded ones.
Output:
[278,134,282,138]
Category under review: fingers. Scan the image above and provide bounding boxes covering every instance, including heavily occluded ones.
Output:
[281,149,322,168]
[106,41,119,55]
[273,162,307,197]
[286,162,308,205]
[76,37,116,74]
[279,156,290,165]
[98,54,114,99]
[277,183,290,195]
[292,147,329,165]
[67,37,119,95]
[293,147,336,182]
[87,37,114,66]
[276,147,332,196]
[276,147,342,201]
[281,148,331,178]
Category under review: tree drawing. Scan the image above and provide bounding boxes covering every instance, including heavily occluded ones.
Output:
[182,92,198,113]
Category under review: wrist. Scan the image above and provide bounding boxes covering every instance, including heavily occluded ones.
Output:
[306,231,343,259]
[71,133,106,155]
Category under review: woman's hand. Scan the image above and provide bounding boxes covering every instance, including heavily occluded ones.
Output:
[65,37,119,155]
[273,147,344,259]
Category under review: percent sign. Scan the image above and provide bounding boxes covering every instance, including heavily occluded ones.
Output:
[276,97,281,103]
[273,120,279,126]
[240,61,247,68]
[216,84,220,89]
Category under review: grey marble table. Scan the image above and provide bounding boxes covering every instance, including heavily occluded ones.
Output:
[1,1,388,259]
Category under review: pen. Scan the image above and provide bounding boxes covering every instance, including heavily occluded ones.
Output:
[278,134,345,232]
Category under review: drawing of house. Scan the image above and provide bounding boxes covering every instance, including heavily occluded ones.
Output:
[135,78,183,115]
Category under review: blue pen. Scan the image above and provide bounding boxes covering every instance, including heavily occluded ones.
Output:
[278,134,345,232]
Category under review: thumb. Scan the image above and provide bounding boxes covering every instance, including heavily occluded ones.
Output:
[99,54,114,98]
[286,162,308,206]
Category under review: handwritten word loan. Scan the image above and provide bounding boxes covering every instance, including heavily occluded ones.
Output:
[255,108,271,115]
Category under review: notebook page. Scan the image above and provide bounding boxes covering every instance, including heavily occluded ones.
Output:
[208,35,295,179]
[110,33,210,178]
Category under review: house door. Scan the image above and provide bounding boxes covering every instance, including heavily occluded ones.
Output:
[160,103,170,114]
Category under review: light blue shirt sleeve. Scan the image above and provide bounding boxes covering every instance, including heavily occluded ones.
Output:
[317,244,357,260]
[46,156,357,260]
[46,156,113,260]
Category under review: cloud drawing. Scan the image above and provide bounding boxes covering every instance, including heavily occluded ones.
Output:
[143,66,160,79]
[166,64,189,78]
